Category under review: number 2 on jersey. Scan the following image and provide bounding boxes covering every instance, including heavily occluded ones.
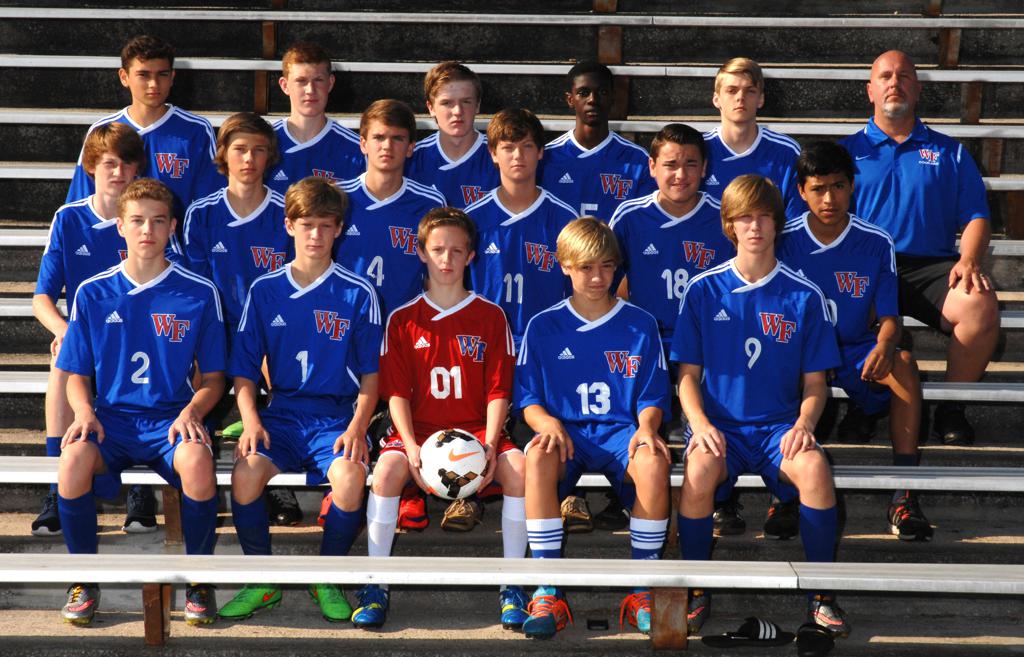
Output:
[130,351,150,384]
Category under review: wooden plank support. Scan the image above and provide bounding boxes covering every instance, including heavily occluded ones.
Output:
[142,582,171,646]
[593,0,617,12]
[923,0,943,17]
[938,27,961,69]
[1006,192,1024,239]
[981,138,1004,176]
[651,586,688,650]
[161,485,183,546]
[960,80,983,125]
[666,485,680,549]
[255,20,277,115]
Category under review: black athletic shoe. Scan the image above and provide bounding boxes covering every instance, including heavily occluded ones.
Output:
[888,492,933,541]
[807,594,851,638]
[267,488,303,526]
[932,402,974,446]
[31,490,62,536]
[593,492,629,531]
[763,497,799,540]
[835,404,877,444]
[122,485,158,534]
[712,499,745,536]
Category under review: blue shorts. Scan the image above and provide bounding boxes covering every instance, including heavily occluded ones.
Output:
[831,341,892,415]
[686,421,797,501]
[255,407,370,485]
[85,408,206,499]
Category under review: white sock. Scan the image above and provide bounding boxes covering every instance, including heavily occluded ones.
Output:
[501,495,528,559]
[366,493,399,558]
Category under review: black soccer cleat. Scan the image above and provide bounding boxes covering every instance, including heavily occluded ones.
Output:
[932,402,974,446]
[123,485,158,534]
[713,499,745,536]
[763,496,799,540]
[888,492,933,541]
[267,488,303,526]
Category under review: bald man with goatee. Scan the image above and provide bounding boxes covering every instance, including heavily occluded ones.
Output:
[839,50,997,447]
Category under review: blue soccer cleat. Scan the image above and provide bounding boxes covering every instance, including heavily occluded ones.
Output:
[351,584,389,629]
[522,586,572,640]
[499,585,529,630]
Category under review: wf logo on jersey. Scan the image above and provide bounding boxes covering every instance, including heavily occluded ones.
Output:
[388,226,418,255]
[759,312,797,344]
[605,351,641,378]
[835,272,869,298]
[461,185,485,206]
[311,169,339,183]
[917,148,940,166]
[251,246,286,272]
[118,249,128,261]
[314,310,350,341]
[525,242,558,272]
[152,314,190,342]
[599,174,635,200]
[154,153,190,179]
[456,335,487,363]
[682,241,716,270]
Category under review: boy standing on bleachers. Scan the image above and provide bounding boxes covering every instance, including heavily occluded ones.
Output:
[356,207,528,630]
[406,62,499,208]
[516,217,671,639]
[265,42,366,194]
[672,175,848,638]
[217,177,381,624]
[778,141,930,541]
[538,62,655,221]
[55,179,224,626]
[31,123,146,537]
[66,35,221,229]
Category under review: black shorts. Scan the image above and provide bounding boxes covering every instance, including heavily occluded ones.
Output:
[896,255,956,331]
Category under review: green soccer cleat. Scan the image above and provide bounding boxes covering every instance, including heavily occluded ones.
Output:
[221,420,245,439]
[308,583,353,622]
[217,584,281,620]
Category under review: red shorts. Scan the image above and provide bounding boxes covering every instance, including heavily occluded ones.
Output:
[378,427,521,458]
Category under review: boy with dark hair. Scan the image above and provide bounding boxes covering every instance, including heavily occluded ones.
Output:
[217,177,381,623]
[406,61,499,208]
[56,179,225,626]
[671,174,848,638]
[779,141,929,541]
[355,207,527,630]
[31,123,146,536]
[265,42,365,193]
[517,217,671,640]
[538,62,655,221]
[66,35,221,227]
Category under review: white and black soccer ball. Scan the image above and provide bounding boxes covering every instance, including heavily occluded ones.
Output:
[418,428,487,500]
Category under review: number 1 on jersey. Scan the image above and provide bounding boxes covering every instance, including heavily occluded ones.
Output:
[576,381,611,415]
[430,365,463,399]
[503,273,524,304]
[296,350,309,383]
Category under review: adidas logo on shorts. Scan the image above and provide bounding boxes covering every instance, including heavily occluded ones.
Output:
[105,311,123,324]
[273,170,288,181]
[75,245,91,256]
[643,244,659,256]
[345,225,361,236]
[414,336,431,349]
[706,175,720,186]
[271,314,287,327]
[713,309,730,322]
[484,242,500,255]
[212,242,228,253]
[557,347,575,360]
[558,172,573,184]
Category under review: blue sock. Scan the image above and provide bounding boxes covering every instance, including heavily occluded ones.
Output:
[799,504,838,563]
[58,492,97,554]
[630,517,668,560]
[526,517,563,559]
[46,437,61,493]
[231,495,271,556]
[320,502,363,556]
[182,493,218,555]
[677,514,713,561]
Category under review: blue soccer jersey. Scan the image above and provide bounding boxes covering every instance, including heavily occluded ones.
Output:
[700,126,806,219]
[538,130,656,221]
[515,299,670,428]
[56,262,227,417]
[840,119,989,258]
[66,106,223,222]
[181,187,291,330]
[778,213,899,347]
[36,197,128,304]
[266,118,366,194]
[405,131,499,208]
[467,188,577,346]
[609,191,736,345]
[670,260,840,425]
[334,175,445,314]
[230,263,382,418]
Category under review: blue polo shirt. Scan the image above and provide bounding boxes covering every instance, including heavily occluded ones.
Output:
[839,118,988,258]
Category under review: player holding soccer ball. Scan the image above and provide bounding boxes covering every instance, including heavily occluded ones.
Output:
[516,217,672,639]
[361,207,528,630]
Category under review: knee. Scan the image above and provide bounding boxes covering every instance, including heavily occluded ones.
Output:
[370,457,408,497]
[329,459,366,501]
[230,459,265,504]
[58,441,99,475]
[791,451,833,492]
[633,448,669,482]
[682,455,723,496]
[496,457,526,497]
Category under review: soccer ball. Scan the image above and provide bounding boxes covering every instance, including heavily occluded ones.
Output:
[418,429,487,500]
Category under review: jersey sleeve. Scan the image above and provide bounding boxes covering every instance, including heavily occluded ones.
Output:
[955,145,989,228]
[634,316,671,416]
[181,206,211,278]
[483,306,515,403]
[227,287,265,382]
[781,169,808,219]
[54,288,95,376]
[801,289,841,373]
[513,319,545,410]
[35,212,66,299]
[188,125,225,205]
[195,286,227,374]
[378,310,414,400]
[610,213,630,290]
[65,150,95,204]
[348,287,383,377]
[874,237,899,319]
[669,280,703,366]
